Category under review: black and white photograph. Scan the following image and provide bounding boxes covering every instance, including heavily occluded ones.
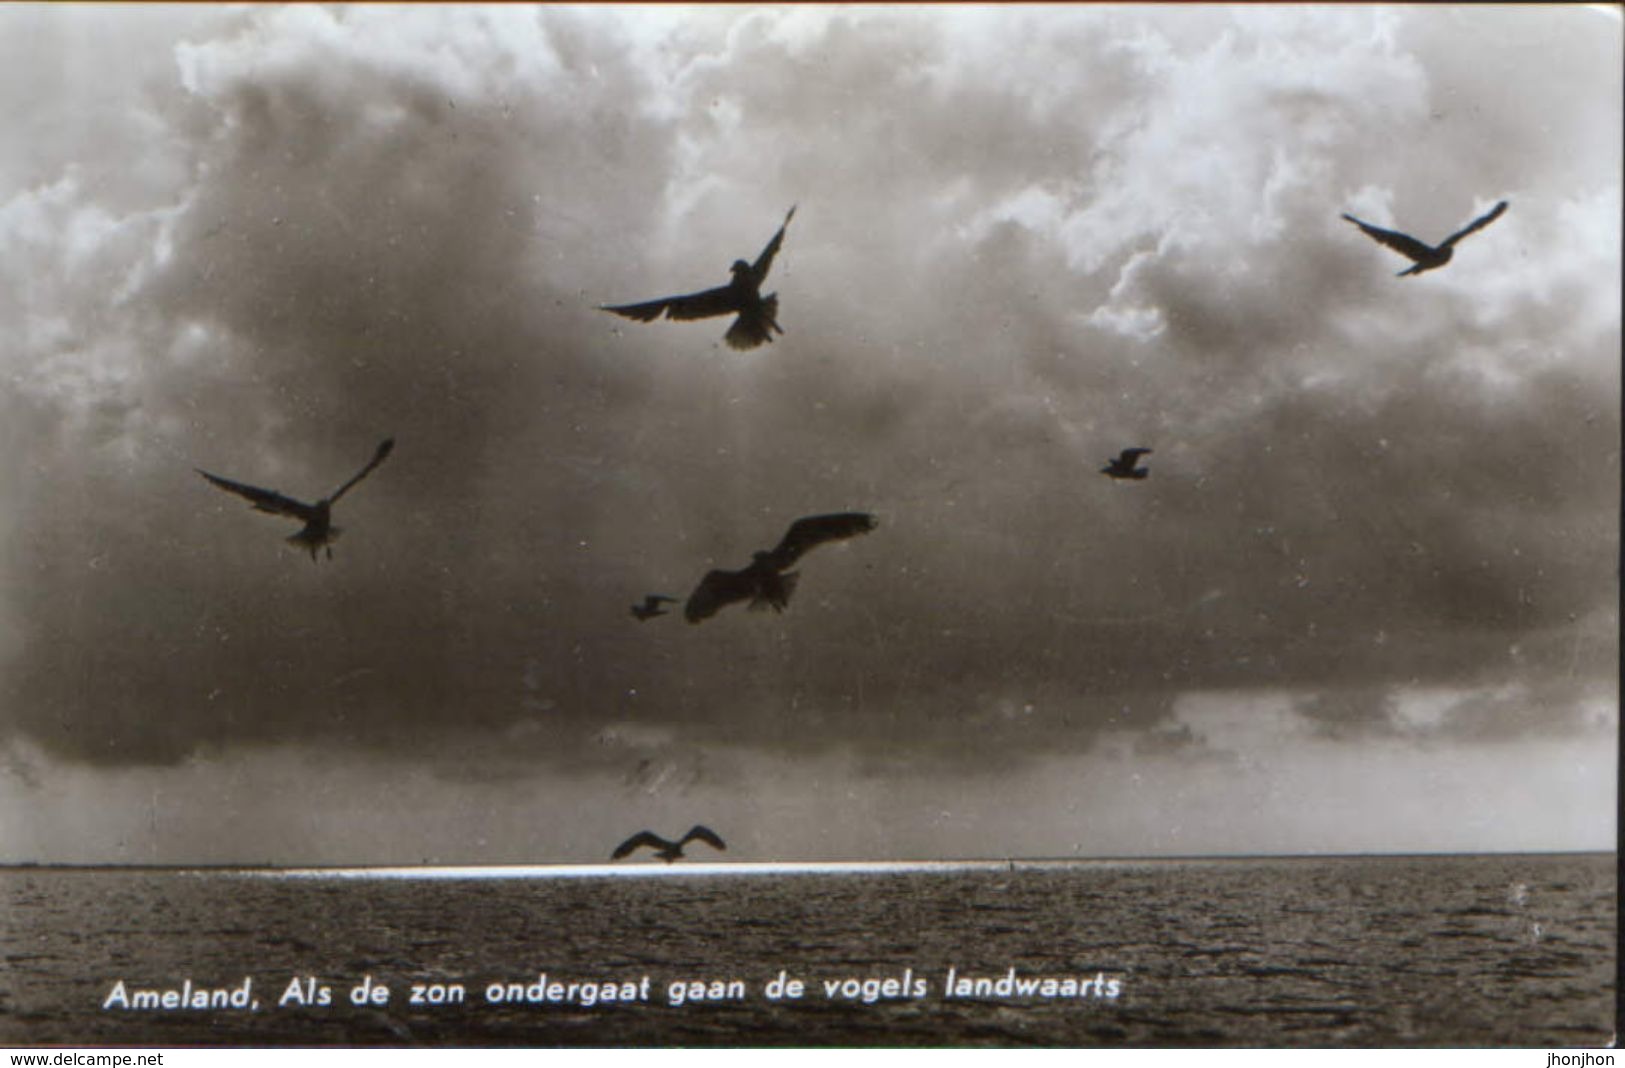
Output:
[0,3,1617,1049]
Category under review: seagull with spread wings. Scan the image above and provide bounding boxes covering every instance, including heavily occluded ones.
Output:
[611,825,726,863]
[600,206,797,349]
[1101,447,1153,480]
[630,594,679,622]
[1341,200,1508,276]
[684,512,877,623]
[197,438,395,561]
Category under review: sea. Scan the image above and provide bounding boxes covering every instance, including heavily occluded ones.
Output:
[0,853,1615,1047]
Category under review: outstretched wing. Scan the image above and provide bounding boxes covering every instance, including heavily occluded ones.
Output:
[1439,199,1508,249]
[685,567,760,623]
[600,283,741,324]
[680,825,726,852]
[747,206,796,285]
[611,831,670,860]
[196,469,317,522]
[645,595,679,607]
[328,438,394,504]
[767,512,878,570]
[1341,214,1435,263]
[1117,447,1153,464]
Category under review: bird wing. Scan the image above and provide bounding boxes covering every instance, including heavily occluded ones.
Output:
[1341,214,1436,262]
[644,594,679,607]
[681,825,726,852]
[196,469,318,522]
[684,567,760,623]
[747,206,796,285]
[611,831,670,859]
[1439,199,1508,249]
[767,512,878,569]
[327,438,395,504]
[600,283,740,323]
[1118,448,1152,463]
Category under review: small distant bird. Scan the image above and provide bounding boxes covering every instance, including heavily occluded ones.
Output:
[685,512,877,623]
[1101,447,1152,480]
[600,206,797,349]
[630,594,679,621]
[197,439,395,561]
[611,825,726,863]
[1341,200,1508,276]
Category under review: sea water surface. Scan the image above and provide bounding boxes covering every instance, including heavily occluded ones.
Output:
[0,854,1614,1046]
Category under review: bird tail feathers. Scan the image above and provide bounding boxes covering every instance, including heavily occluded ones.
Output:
[287,527,340,557]
[725,294,782,350]
[747,571,799,612]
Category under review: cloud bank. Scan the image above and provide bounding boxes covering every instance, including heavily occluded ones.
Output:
[0,7,1615,853]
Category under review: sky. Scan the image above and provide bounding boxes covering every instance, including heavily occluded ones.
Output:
[0,4,1617,865]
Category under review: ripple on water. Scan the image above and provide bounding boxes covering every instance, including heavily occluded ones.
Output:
[0,855,1613,1047]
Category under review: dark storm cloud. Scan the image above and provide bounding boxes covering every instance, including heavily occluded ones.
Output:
[0,6,1616,776]
[3,5,686,764]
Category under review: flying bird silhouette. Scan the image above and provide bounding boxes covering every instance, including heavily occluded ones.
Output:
[197,438,395,561]
[611,825,726,863]
[1101,448,1153,480]
[685,512,878,623]
[600,206,797,349]
[1341,200,1508,276]
[630,594,679,622]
